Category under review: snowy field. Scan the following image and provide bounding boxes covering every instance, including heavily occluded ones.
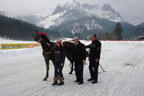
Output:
[0,40,144,96]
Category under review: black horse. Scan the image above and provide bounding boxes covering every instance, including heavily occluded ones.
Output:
[33,33,75,81]
[63,41,75,74]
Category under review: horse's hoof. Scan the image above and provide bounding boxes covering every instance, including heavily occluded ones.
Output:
[69,72,72,75]
[43,78,47,81]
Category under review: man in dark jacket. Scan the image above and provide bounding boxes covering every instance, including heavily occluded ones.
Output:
[73,37,87,85]
[86,34,101,84]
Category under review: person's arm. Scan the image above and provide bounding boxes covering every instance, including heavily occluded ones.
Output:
[82,44,87,61]
[51,44,57,52]
[61,55,65,65]
[85,44,91,48]
[61,47,65,65]
[95,42,101,62]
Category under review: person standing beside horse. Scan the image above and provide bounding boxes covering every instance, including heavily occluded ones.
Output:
[73,37,87,85]
[86,34,101,84]
[52,40,65,86]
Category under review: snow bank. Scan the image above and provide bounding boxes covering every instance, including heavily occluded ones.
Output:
[0,37,36,44]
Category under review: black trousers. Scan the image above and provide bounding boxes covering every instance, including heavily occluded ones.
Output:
[74,59,84,82]
[89,58,99,81]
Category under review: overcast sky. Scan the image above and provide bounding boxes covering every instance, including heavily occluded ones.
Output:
[0,0,144,25]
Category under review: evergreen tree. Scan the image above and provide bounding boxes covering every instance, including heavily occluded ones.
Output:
[111,23,123,40]
[0,15,58,40]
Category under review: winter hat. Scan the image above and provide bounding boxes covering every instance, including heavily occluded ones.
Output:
[56,40,62,45]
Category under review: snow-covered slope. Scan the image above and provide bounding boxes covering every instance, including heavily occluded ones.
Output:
[0,41,144,96]
[0,9,8,16]
[37,12,64,29]
[0,10,5,16]
[38,0,123,28]
[16,14,48,25]
[12,0,127,39]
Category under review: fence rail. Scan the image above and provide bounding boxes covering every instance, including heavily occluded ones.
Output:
[0,43,40,50]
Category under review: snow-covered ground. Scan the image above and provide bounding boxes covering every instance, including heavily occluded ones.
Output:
[0,40,144,96]
[0,37,37,44]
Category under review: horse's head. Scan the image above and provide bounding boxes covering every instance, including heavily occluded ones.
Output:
[33,32,40,42]
[33,32,51,43]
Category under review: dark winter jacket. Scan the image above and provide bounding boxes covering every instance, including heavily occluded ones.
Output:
[73,42,87,61]
[53,46,65,64]
[86,40,101,59]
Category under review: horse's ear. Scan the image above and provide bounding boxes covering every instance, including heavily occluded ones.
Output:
[32,33,39,41]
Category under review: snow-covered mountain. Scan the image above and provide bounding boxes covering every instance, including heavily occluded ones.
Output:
[15,0,135,39]
[16,14,48,25]
[37,0,123,29]
[0,1,141,40]
[16,0,123,29]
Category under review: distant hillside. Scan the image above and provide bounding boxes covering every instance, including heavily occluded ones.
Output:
[0,13,144,40]
[0,15,57,40]
[134,23,144,37]
[17,1,136,40]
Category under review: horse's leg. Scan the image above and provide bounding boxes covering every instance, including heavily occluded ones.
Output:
[43,58,49,81]
[69,61,74,74]
[67,56,74,74]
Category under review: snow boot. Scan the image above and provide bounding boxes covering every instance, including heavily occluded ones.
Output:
[52,77,58,85]
[58,77,64,86]
[61,77,64,80]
